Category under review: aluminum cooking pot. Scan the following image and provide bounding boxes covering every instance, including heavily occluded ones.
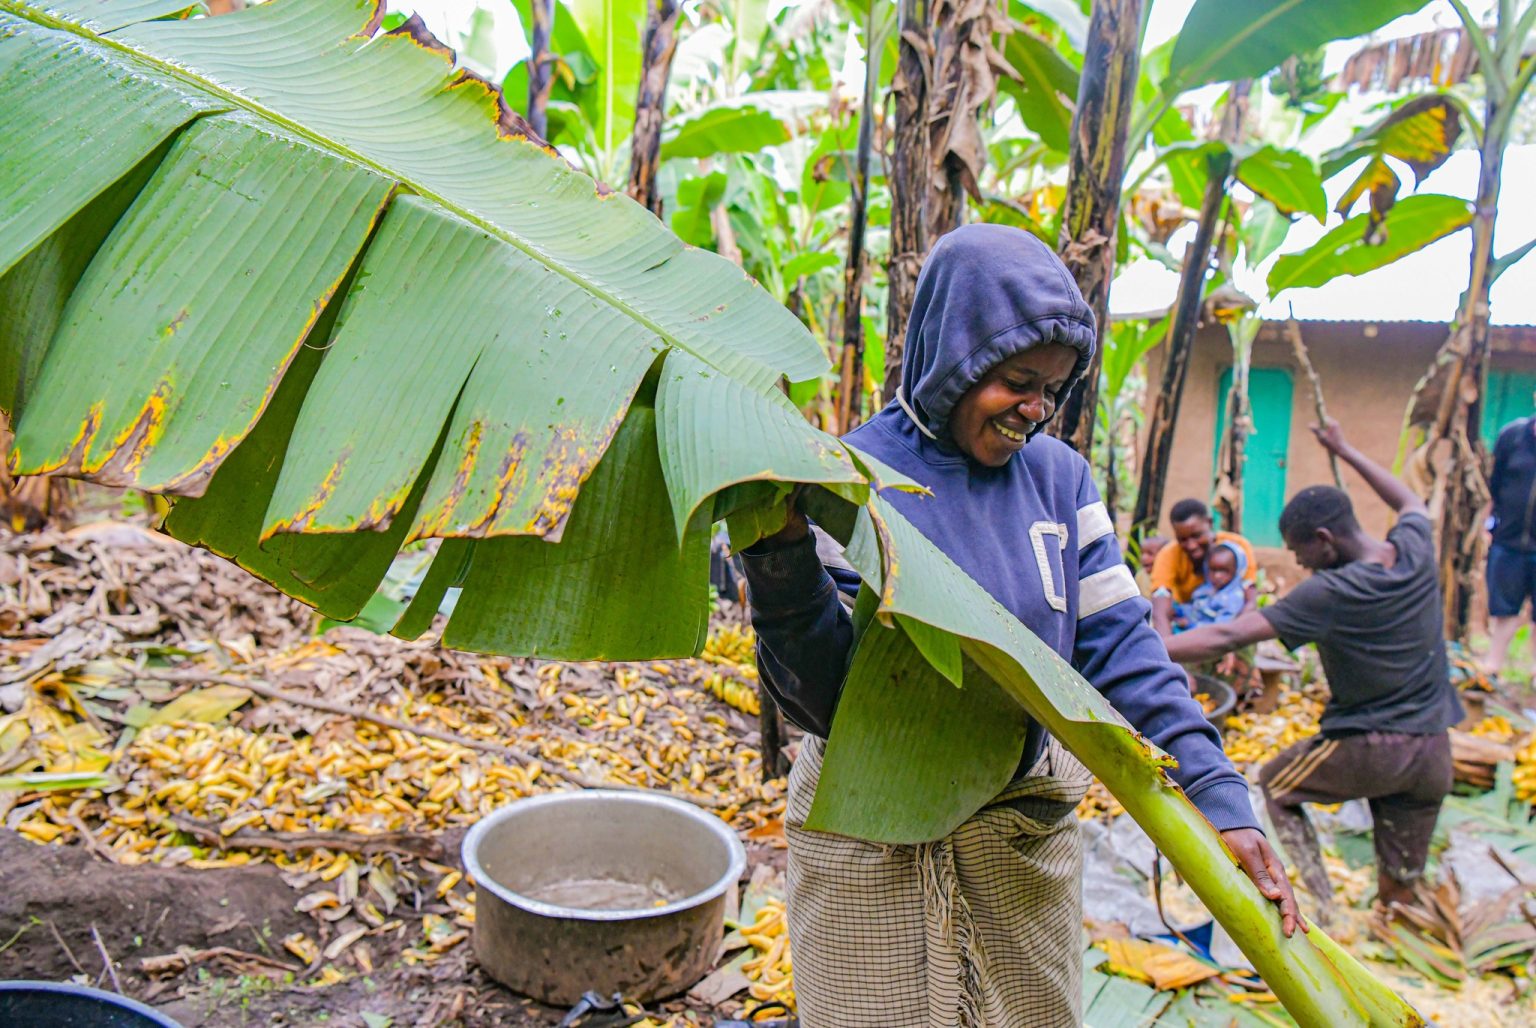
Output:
[463,789,746,1005]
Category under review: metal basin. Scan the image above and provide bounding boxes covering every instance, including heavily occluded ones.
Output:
[463,789,746,1005]
[1191,672,1237,726]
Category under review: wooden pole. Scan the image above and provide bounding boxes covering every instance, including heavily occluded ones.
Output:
[1436,99,1505,637]
[1131,82,1247,538]
[1284,312,1345,490]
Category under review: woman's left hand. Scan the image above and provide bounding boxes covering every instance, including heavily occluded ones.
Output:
[1221,828,1306,938]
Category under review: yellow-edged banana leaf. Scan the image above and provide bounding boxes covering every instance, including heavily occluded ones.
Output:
[0,2,1421,1024]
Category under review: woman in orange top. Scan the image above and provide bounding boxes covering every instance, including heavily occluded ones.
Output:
[1149,498,1258,637]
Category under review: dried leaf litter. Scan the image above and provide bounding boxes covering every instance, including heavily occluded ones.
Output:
[0,517,790,1011]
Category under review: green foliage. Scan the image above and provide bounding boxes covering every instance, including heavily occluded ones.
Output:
[1102,317,1169,403]
[1,0,821,634]
[1323,94,1467,222]
[1268,194,1475,293]
[807,621,1022,842]
[660,103,791,159]
[1240,198,1294,267]
[1011,0,1089,51]
[1235,144,1326,221]
[996,25,1079,153]
[1270,47,1330,111]
[1169,0,1431,91]
[562,0,645,156]
[0,3,1460,1022]
[670,171,728,245]
[504,0,602,143]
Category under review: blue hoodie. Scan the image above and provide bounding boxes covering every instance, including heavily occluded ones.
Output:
[742,225,1258,833]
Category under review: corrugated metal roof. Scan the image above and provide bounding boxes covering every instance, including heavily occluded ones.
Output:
[1273,318,1536,330]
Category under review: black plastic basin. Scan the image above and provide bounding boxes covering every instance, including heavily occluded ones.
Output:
[0,981,184,1027]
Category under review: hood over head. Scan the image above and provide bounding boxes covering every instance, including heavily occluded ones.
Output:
[898,223,1096,441]
[1211,539,1248,582]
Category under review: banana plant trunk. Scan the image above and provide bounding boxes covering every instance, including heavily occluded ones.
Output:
[883,0,932,405]
[526,0,555,139]
[1103,402,1121,519]
[834,3,882,436]
[1432,101,1505,637]
[626,0,681,216]
[1132,150,1232,536]
[924,0,997,241]
[1049,0,1143,458]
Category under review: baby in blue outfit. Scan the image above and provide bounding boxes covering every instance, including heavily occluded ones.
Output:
[1174,540,1246,631]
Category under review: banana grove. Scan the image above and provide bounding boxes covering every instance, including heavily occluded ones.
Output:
[0,1,1420,1023]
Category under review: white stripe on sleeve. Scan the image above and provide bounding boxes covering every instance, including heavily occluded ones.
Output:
[1076,501,1114,551]
[1078,564,1140,619]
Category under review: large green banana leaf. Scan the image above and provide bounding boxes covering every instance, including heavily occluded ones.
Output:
[0,3,1419,1024]
[1168,0,1430,92]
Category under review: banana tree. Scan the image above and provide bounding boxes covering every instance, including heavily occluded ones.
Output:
[0,1,1422,1022]
[1047,0,1142,458]
[1129,0,1445,538]
[882,0,932,403]
[1030,0,1430,462]
[524,0,554,137]
[1393,0,1536,637]
[1148,0,1433,133]
[497,0,647,183]
[627,0,682,213]
[1262,93,1472,299]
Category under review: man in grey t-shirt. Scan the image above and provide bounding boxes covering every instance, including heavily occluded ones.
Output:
[1167,421,1461,922]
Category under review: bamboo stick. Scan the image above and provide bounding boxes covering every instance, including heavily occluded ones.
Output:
[1285,310,1346,490]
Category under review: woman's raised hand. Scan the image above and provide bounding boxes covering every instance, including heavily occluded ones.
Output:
[753,485,810,551]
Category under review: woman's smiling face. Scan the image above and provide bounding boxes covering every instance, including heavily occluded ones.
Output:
[947,344,1077,467]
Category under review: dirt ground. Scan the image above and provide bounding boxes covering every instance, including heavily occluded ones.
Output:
[4,508,1531,1026]
[0,512,800,1026]
[0,824,787,1026]
[0,828,516,1026]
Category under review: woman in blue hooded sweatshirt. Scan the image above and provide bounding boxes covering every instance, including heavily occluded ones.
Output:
[740,225,1299,1027]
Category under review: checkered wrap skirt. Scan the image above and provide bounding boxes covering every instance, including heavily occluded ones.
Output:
[785,735,1091,1028]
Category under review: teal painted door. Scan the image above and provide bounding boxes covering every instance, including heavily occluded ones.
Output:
[1214,367,1293,548]
[1482,368,1536,442]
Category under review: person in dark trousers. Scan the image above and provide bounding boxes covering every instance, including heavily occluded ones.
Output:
[1485,413,1536,675]
[739,225,1299,1027]
[1166,419,1462,921]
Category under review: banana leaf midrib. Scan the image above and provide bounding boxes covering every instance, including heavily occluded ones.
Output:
[0,0,788,389]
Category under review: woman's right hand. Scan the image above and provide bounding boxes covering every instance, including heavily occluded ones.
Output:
[754,486,810,551]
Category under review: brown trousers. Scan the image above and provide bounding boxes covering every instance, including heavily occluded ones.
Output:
[1258,730,1452,910]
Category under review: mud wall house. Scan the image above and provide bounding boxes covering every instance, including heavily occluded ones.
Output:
[1113,145,1536,592]
[1139,319,1536,590]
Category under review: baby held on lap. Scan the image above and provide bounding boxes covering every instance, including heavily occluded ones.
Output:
[1174,541,1246,632]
